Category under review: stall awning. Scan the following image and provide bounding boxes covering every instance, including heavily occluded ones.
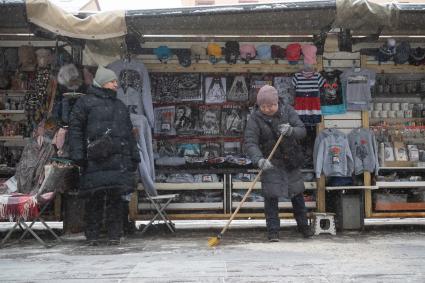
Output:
[1,0,425,39]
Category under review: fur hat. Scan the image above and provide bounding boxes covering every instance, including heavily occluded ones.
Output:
[35,48,53,68]
[256,85,278,106]
[286,43,301,65]
[93,66,117,87]
[240,44,256,63]
[18,45,37,71]
[175,48,192,67]
[57,64,82,90]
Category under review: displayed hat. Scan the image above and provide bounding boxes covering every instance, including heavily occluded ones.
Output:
[256,44,271,64]
[256,85,278,106]
[239,44,256,63]
[4,48,19,71]
[271,45,285,64]
[394,41,411,65]
[18,45,37,71]
[93,66,118,87]
[174,48,192,67]
[35,48,53,68]
[286,43,301,65]
[207,43,222,64]
[57,64,82,90]
[154,46,172,63]
[376,43,396,63]
[190,44,207,62]
[224,41,240,64]
[409,47,425,66]
[301,44,317,65]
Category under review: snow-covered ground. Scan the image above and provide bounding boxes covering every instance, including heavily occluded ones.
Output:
[1,219,424,282]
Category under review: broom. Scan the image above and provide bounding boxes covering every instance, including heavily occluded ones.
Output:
[208,133,284,247]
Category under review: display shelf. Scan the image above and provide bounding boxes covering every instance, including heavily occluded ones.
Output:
[0,110,25,114]
[0,136,24,141]
[138,202,223,210]
[375,202,425,211]
[232,201,316,209]
[379,167,425,170]
[155,182,223,190]
[232,181,317,190]
[376,181,425,188]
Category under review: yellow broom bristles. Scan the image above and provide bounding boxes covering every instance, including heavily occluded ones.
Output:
[207,236,220,247]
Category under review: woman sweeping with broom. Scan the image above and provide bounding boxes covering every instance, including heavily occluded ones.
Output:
[244,85,314,242]
[208,85,313,246]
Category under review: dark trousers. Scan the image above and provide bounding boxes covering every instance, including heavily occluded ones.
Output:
[84,189,123,241]
[264,193,308,234]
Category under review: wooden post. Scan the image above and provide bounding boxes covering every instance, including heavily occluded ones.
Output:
[317,175,326,212]
[129,190,139,221]
[54,193,62,220]
[361,110,372,218]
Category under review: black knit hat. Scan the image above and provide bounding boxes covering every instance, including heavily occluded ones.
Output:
[175,48,192,67]
[394,41,411,65]
[409,47,425,66]
[224,41,240,64]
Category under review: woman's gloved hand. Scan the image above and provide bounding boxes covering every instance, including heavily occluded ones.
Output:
[257,158,273,170]
[278,123,293,136]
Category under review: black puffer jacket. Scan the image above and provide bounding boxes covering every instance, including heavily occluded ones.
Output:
[244,103,306,198]
[69,85,140,195]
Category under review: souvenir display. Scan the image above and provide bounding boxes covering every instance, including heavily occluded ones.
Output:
[198,104,221,136]
[204,76,226,104]
[227,75,249,102]
[174,105,199,135]
[221,103,246,136]
[153,106,176,135]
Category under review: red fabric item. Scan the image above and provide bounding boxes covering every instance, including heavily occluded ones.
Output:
[286,43,301,61]
[0,193,39,221]
[294,97,321,111]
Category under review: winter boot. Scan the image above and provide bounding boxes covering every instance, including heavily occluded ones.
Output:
[267,232,280,242]
[299,225,314,238]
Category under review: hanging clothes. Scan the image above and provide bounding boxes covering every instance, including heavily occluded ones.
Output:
[130,114,156,196]
[108,59,154,128]
[347,128,379,175]
[292,70,325,124]
[314,128,354,178]
[227,75,249,102]
[340,68,376,111]
[320,70,346,115]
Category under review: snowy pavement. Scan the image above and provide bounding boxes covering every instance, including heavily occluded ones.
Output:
[0,219,425,282]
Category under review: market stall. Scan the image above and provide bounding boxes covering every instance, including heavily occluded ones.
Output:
[1,0,425,226]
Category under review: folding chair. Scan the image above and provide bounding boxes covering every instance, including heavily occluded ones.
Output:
[1,161,74,248]
[140,190,179,236]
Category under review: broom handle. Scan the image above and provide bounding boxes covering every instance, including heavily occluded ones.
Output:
[219,133,284,236]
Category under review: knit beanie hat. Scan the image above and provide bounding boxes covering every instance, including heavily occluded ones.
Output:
[93,66,117,87]
[301,44,317,65]
[191,44,207,61]
[256,85,278,106]
[240,44,256,63]
[256,44,271,64]
[286,43,301,64]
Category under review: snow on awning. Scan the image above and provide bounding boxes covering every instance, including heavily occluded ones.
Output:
[25,0,127,40]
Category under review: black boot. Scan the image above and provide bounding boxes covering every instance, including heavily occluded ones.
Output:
[299,225,314,238]
[267,232,279,242]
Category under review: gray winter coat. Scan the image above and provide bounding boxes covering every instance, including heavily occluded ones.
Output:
[244,104,306,198]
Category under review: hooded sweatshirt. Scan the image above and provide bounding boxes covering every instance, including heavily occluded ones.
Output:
[347,128,379,175]
[315,128,354,178]
[108,59,154,128]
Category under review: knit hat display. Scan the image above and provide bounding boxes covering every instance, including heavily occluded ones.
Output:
[93,66,118,87]
[256,44,271,64]
[409,47,425,66]
[240,44,256,64]
[3,48,19,71]
[18,45,37,71]
[175,48,192,67]
[57,64,82,90]
[154,46,172,63]
[191,45,207,62]
[256,85,278,106]
[301,44,317,65]
[224,41,240,64]
[207,43,222,64]
[286,43,301,65]
[394,41,411,65]
[35,48,53,68]
[271,45,285,63]
[376,39,396,63]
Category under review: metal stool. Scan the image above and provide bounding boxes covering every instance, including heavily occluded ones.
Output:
[312,212,336,236]
[140,193,179,236]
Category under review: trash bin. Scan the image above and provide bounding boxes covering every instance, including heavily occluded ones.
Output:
[335,191,365,231]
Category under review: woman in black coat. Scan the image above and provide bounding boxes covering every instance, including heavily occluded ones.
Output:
[244,85,313,242]
[69,66,140,246]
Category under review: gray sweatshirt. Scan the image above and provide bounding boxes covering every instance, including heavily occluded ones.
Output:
[315,129,354,178]
[108,59,154,128]
[347,128,379,175]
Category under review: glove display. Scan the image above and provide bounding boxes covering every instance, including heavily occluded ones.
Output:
[257,158,273,170]
[278,123,293,136]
